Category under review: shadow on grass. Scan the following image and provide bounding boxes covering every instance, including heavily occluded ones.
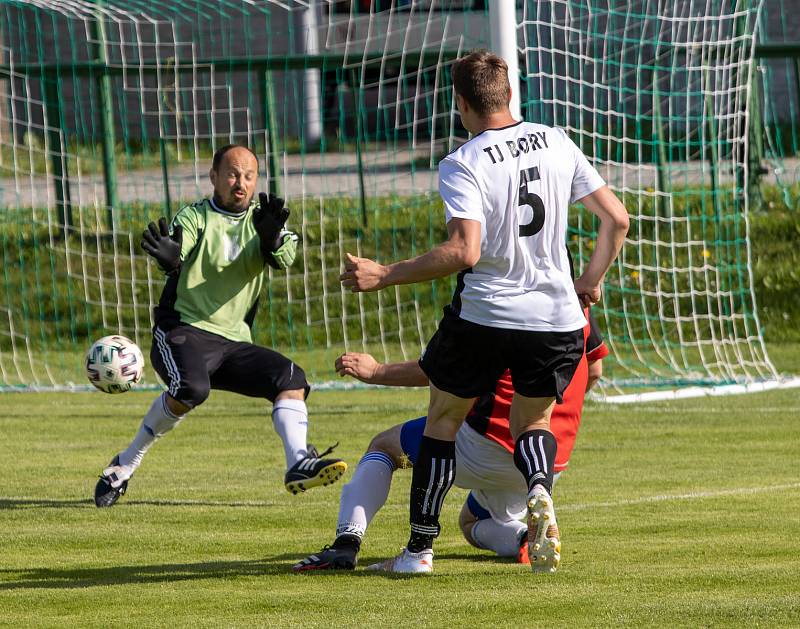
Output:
[0,558,290,589]
[0,498,279,510]
[0,555,417,588]
[0,552,518,589]
[0,499,92,510]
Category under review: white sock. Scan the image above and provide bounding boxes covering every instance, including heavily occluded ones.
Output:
[272,399,309,468]
[336,451,395,539]
[119,393,183,470]
[471,518,528,557]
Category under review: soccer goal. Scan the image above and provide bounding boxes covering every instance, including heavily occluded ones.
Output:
[0,0,793,397]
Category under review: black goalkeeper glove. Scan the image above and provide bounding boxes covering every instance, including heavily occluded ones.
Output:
[141,217,183,275]
[253,192,290,256]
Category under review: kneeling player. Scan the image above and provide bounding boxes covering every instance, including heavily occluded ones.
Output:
[293,311,607,571]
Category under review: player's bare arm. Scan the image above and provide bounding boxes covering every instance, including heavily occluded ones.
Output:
[586,359,603,391]
[340,217,481,292]
[335,352,429,386]
[573,185,629,306]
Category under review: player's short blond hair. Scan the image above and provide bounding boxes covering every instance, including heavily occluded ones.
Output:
[451,50,510,117]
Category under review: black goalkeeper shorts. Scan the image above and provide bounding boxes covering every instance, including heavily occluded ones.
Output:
[419,308,584,402]
[150,323,310,408]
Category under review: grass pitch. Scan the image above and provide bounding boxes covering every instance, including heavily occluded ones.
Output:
[0,384,799,628]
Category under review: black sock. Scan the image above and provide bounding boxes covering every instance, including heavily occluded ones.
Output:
[513,429,557,495]
[331,533,361,553]
[407,435,456,553]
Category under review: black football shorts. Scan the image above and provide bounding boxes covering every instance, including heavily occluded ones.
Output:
[150,322,310,408]
[419,308,584,403]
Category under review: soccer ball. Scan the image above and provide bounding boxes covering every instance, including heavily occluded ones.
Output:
[85,335,145,393]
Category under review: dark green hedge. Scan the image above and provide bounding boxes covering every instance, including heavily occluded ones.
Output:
[750,187,800,341]
[1,187,798,352]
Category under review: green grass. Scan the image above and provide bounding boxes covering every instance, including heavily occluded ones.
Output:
[1,386,799,627]
[763,342,800,374]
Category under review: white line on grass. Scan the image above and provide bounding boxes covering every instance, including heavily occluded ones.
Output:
[586,406,800,414]
[559,482,800,513]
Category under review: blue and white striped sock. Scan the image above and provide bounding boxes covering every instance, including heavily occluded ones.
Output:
[335,451,396,540]
[119,393,182,469]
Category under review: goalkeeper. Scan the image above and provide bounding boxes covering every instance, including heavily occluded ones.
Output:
[93,144,346,507]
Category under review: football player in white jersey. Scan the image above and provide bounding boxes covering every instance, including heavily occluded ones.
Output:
[340,50,629,573]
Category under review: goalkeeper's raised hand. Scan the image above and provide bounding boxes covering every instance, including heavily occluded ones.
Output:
[141,217,182,275]
[253,192,298,270]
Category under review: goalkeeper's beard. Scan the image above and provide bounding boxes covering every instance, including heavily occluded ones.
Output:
[214,191,252,214]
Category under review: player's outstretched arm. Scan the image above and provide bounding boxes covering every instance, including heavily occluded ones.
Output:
[573,186,629,306]
[340,218,481,292]
[335,352,429,387]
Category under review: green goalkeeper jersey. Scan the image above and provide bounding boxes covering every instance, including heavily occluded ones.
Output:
[154,198,267,343]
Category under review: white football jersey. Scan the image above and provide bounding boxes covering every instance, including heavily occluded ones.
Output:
[439,121,605,331]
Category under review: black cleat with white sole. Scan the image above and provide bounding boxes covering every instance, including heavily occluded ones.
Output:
[292,545,358,572]
[284,443,347,495]
[94,455,131,508]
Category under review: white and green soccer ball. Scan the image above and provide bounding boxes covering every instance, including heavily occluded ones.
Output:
[85,335,145,393]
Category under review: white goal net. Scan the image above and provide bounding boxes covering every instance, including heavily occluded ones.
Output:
[0,0,791,397]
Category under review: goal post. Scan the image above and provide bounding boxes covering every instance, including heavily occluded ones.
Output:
[489,0,522,121]
[0,0,793,397]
